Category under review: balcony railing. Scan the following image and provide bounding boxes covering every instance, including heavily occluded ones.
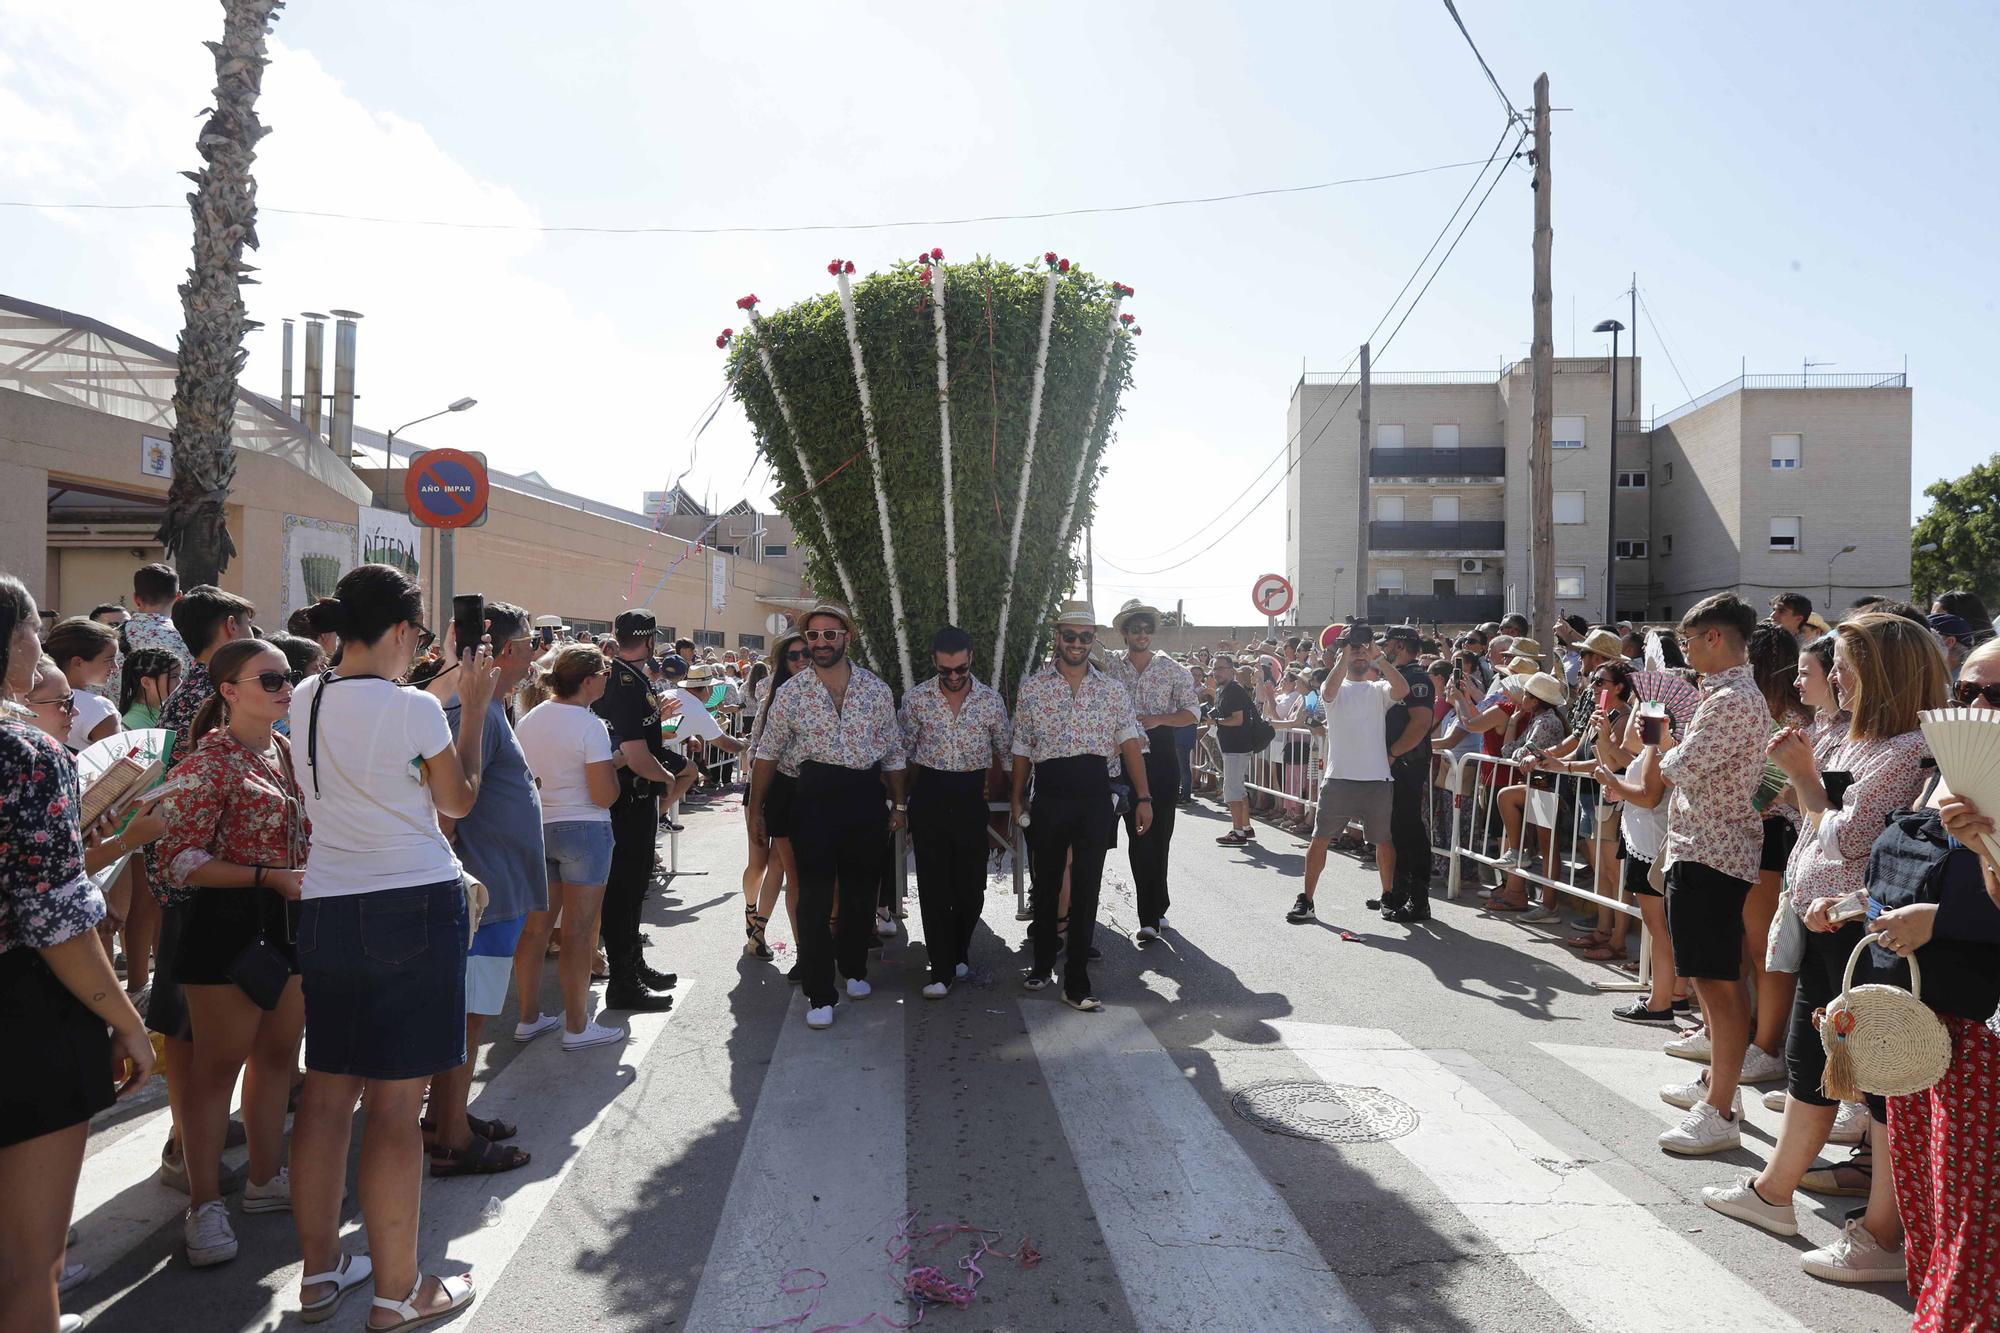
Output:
[1655,372,1907,428]
[1369,447,1505,479]
[1368,520,1505,551]
[1367,593,1505,625]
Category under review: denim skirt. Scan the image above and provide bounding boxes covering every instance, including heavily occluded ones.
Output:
[543,819,615,887]
[298,879,467,1080]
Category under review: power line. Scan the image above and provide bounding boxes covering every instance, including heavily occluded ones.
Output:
[1100,124,1526,578]
[1441,0,1525,124]
[1112,121,1520,563]
[1635,287,1695,403]
[0,155,1497,237]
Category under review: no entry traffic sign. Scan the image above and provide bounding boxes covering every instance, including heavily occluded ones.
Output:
[1250,572,1294,618]
[404,448,490,529]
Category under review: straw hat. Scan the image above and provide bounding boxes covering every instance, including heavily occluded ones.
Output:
[1578,628,1624,660]
[1523,671,1568,708]
[801,600,857,635]
[683,663,717,684]
[1053,607,1100,631]
[1504,655,1541,677]
[1509,637,1545,659]
[1111,598,1161,634]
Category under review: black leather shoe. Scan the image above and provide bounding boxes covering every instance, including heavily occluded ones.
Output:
[639,966,679,992]
[1384,904,1431,924]
[604,988,675,1013]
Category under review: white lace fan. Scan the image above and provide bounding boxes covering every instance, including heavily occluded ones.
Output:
[1918,707,2000,863]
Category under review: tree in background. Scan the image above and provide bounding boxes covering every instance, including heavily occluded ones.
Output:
[1911,455,2000,608]
[156,0,284,588]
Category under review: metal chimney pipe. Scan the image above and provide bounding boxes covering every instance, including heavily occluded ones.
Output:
[329,309,362,460]
[280,318,296,419]
[300,312,328,438]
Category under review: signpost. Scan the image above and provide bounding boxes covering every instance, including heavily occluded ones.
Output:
[403,448,490,529]
[764,612,792,638]
[1250,573,1294,619]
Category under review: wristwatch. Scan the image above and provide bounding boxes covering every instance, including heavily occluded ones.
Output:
[888,801,908,812]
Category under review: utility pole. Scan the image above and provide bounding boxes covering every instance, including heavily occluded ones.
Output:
[1084,524,1095,611]
[1629,273,1639,418]
[1529,73,1555,658]
[1356,342,1371,621]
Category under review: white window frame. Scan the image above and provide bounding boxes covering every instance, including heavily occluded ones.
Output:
[762,542,790,558]
[1432,423,1460,450]
[1617,470,1648,489]
[1615,539,1648,559]
[1769,516,1802,552]
[1374,567,1405,595]
[1553,415,1586,449]
[1770,433,1802,470]
[1376,424,1405,449]
[1553,490,1586,524]
[1430,494,1460,523]
[1555,566,1586,599]
[1375,495,1405,523]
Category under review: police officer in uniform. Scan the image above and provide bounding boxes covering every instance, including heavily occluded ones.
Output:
[1377,624,1437,923]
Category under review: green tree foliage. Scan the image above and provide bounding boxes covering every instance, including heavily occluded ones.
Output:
[727,255,1136,697]
[1911,456,2000,608]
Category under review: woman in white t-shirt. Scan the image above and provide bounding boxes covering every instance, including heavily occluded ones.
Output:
[511,644,621,1048]
[285,564,494,1329]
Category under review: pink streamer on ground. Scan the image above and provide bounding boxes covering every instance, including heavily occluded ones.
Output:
[754,1211,1044,1333]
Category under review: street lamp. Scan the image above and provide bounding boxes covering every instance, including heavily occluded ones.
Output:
[385,397,478,470]
[1594,319,1625,623]
[1826,544,1858,611]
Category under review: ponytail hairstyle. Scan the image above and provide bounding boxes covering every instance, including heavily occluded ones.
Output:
[44,616,119,681]
[119,647,182,715]
[188,639,282,746]
[327,563,422,647]
[0,572,35,699]
[1748,620,1805,723]
[545,644,608,699]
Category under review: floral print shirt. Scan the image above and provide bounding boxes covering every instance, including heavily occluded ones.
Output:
[154,729,310,892]
[754,665,907,773]
[748,676,799,777]
[1106,652,1199,728]
[0,718,102,956]
[1011,664,1144,776]
[1785,727,1930,911]
[898,676,1012,773]
[109,610,192,706]
[158,660,214,773]
[1657,663,1769,884]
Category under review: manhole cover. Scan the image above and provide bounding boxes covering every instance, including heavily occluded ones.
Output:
[1229,1081,1420,1143]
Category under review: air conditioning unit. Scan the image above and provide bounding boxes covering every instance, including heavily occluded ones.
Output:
[1459,558,1485,575]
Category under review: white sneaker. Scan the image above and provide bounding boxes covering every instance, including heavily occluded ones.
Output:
[1494,848,1523,868]
[1664,1026,1712,1063]
[1828,1100,1869,1145]
[562,1019,626,1051]
[1762,1087,1789,1113]
[1136,926,1159,944]
[1801,1217,1907,1284]
[514,1014,562,1044]
[183,1199,238,1267]
[954,962,969,980]
[1660,1071,1744,1114]
[240,1167,291,1214]
[1738,1044,1785,1083]
[846,977,872,999]
[922,981,950,1000]
[1659,1101,1742,1155]
[805,1004,834,1030]
[1519,906,1562,924]
[60,1317,83,1333]
[1701,1175,1798,1236]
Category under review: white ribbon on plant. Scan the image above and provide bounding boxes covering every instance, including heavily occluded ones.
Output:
[930,263,960,625]
[991,268,1060,690]
[745,310,876,669]
[835,270,917,693]
[1023,297,1126,686]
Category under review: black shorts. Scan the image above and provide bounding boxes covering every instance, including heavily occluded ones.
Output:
[1625,853,1660,898]
[0,948,114,1148]
[1786,919,1869,1106]
[764,771,798,840]
[1759,816,1798,875]
[1664,860,1752,981]
[170,887,299,986]
[662,749,688,776]
[144,903,193,1041]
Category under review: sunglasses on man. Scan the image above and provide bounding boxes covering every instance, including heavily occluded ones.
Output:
[803,628,846,642]
[1059,630,1095,645]
[936,664,971,678]
[1953,679,2000,707]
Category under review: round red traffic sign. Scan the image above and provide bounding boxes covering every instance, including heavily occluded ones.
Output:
[1251,573,1293,618]
[404,448,489,529]
[1319,624,1342,650]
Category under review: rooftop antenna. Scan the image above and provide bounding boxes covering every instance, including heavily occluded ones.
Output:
[1803,356,1834,385]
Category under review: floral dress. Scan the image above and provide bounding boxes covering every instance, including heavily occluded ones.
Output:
[0,717,102,956]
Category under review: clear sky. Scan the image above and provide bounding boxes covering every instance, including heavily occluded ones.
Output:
[4,1,1994,626]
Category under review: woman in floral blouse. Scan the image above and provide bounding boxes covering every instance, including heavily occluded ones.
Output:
[0,572,154,1333]
[153,636,309,1267]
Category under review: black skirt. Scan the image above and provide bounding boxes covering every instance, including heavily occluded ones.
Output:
[0,947,114,1148]
[764,771,799,840]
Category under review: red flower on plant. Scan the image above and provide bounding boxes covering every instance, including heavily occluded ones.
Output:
[918,266,932,284]
[1057,258,1070,273]
[929,246,944,260]
[827,259,842,275]
[1112,281,1134,298]
[736,293,759,310]
[1044,250,1058,264]
[1133,326,1143,335]
[715,329,733,349]
[844,260,856,274]
[1119,312,1134,325]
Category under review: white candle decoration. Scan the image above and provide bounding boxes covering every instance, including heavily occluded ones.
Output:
[930,262,960,626]
[835,269,917,693]
[990,268,1060,689]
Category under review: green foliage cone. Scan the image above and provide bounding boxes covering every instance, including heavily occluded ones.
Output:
[727,255,1136,697]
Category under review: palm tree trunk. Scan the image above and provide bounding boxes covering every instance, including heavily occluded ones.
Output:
[156,0,285,589]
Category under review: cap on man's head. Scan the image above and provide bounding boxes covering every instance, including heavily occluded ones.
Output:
[613,609,657,639]
[1383,625,1421,646]
[659,653,689,677]
[1930,612,1975,640]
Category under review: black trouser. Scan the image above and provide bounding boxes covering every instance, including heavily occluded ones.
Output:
[1124,726,1181,928]
[1386,758,1432,909]
[1028,755,1114,1001]
[910,765,988,982]
[794,761,886,1008]
[603,794,659,988]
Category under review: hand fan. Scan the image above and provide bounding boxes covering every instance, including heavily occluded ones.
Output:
[1918,707,2000,864]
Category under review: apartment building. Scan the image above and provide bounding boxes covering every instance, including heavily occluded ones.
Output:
[1285,356,1910,628]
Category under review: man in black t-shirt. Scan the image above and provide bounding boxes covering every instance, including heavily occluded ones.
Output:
[1378,625,1438,922]
[590,610,686,1011]
[1210,656,1259,845]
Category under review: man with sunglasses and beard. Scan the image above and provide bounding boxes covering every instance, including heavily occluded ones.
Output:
[1105,600,1198,944]
[749,602,906,1031]
[1011,609,1150,1013]
[897,626,1011,998]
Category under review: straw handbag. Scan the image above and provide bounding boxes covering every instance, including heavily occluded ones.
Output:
[1814,932,1952,1100]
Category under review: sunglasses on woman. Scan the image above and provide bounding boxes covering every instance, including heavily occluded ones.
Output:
[1953,680,2000,707]
[231,670,304,694]
[28,690,77,714]
[784,648,808,662]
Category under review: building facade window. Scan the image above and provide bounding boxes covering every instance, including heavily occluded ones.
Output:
[1432,423,1459,449]
[1616,470,1648,489]
[737,633,766,650]
[1376,495,1405,522]
[1556,566,1586,599]
[1554,491,1586,524]
[1615,539,1648,559]
[1553,415,1586,449]
[1376,424,1404,448]
[1663,461,1674,482]
[1770,434,1802,470]
[1430,495,1460,522]
[1661,534,1673,555]
[1770,516,1802,551]
[1374,567,1405,594]
[693,629,726,648]
[762,543,789,558]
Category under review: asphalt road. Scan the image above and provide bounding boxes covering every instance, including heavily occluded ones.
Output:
[68,790,1915,1332]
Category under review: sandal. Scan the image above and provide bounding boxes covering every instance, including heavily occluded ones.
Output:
[1580,945,1628,961]
[301,1252,373,1324]
[428,1136,531,1177]
[1564,932,1609,949]
[1485,898,1530,913]
[422,1113,516,1143]
[369,1272,475,1331]
[745,907,773,960]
